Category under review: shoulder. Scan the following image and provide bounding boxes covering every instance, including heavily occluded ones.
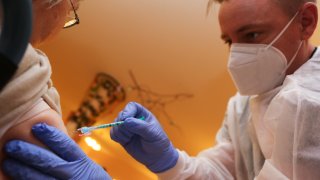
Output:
[15,44,51,77]
[275,47,320,104]
[273,77,320,110]
[227,93,250,113]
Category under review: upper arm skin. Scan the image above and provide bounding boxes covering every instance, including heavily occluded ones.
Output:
[0,108,67,179]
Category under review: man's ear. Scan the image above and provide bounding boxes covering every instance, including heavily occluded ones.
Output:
[299,2,318,40]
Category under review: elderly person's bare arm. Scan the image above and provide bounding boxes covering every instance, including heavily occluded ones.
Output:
[0,105,66,179]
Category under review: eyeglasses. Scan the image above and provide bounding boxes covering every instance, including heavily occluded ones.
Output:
[64,0,80,28]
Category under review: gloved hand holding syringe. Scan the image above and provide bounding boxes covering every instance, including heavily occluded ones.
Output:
[76,116,145,136]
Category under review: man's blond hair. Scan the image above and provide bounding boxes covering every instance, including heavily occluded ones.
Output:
[208,0,317,16]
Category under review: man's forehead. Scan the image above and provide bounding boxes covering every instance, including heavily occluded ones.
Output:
[218,0,284,35]
[218,0,275,23]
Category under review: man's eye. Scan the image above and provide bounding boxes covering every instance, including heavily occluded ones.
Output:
[246,32,260,41]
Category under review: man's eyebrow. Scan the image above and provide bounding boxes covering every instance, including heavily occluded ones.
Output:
[220,22,264,41]
[236,23,260,34]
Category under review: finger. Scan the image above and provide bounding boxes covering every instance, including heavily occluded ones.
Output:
[31,123,85,161]
[111,104,143,144]
[2,159,56,180]
[122,117,155,138]
[121,102,148,120]
[110,124,135,145]
[4,140,66,172]
[114,111,125,122]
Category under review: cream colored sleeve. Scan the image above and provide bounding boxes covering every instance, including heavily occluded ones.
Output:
[256,77,320,180]
[157,98,236,180]
[0,44,61,137]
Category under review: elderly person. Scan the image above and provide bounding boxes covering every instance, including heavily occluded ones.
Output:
[0,0,111,179]
[3,0,320,179]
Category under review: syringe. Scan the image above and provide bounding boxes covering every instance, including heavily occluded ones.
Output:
[76,116,145,136]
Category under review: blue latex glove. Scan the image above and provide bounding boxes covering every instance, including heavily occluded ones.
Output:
[110,102,179,173]
[2,123,112,180]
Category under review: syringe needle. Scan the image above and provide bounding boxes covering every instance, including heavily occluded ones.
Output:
[76,116,145,136]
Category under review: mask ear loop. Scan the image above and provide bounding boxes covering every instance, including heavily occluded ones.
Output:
[266,10,300,49]
[274,41,302,87]
[284,41,303,71]
[279,3,317,75]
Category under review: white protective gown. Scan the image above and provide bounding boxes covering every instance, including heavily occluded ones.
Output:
[157,47,320,180]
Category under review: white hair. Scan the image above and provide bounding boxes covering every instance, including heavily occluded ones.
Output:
[46,0,64,8]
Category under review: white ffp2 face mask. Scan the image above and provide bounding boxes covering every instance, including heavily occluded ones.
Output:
[227,11,302,96]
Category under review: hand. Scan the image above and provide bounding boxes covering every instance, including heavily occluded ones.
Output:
[110,102,179,173]
[2,123,112,180]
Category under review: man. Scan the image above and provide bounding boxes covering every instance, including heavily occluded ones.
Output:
[2,0,319,179]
